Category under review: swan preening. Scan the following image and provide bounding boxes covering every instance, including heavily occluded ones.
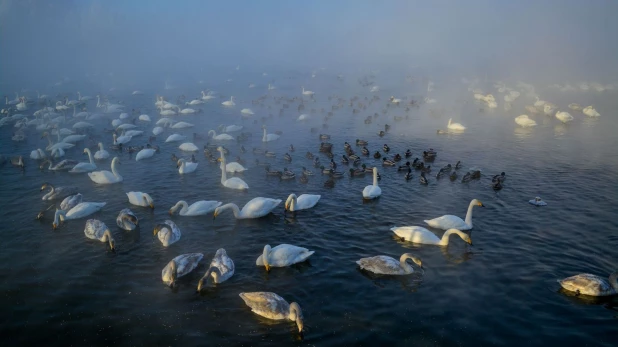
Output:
[357,253,422,275]
[239,292,305,338]
[256,244,314,271]
[424,199,484,230]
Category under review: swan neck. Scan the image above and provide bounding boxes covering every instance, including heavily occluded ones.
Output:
[85,148,94,164]
[464,200,476,227]
[372,168,378,186]
[441,229,465,245]
[220,203,240,218]
[177,201,188,214]
[399,254,415,273]
[220,157,227,182]
[262,245,271,267]
[262,128,267,141]
[111,159,120,177]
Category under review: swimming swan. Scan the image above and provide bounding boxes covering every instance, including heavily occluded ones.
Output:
[84,219,116,251]
[284,193,321,212]
[88,157,123,184]
[177,158,198,174]
[41,183,78,201]
[362,167,381,199]
[116,208,138,230]
[558,271,618,296]
[424,199,484,230]
[161,253,204,287]
[356,253,422,275]
[238,292,305,338]
[69,148,97,173]
[255,244,314,271]
[208,130,235,141]
[391,226,472,246]
[169,200,222,216]
[262,125,280,142]
[213,197,281,219]
[197,248,234,291]
[126,191,154,209]
[153,220,181,247]
[219,154,249,190]
[447,118,466,131]
[52,202,107,229]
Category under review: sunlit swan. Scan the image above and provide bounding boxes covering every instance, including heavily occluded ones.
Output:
[217,146,246,173]
[284,193,321,212]
[262,125,280,142]
[41,183,78,200]
[135,147,156,161]
[179,142,199,152]
[302,86,314,96]
[208,130,235,141]
[256,244,314,271]
[362,167,381,199]
[515,115,537,127]
[177,158,198,174]
[240,108,254,115]
[357,253,422,275]
[219,155,249,190]
[60,193,82,211]
[116,208,138,231]
[424,199,484,230]
[88,157,122,184]
[169,200,222,216]
[391,226,472,246]
[582,106,600,117]
[84,219,115,251]
[69,148,97,173]
[165,134,186,143]
[197,248,234,290]
[219,124,243,132]
[126,191,154,209]
[239,292,305,338]
[555,111,574,124]
[214,197,281,219]
[222,96,235,106]
[447,118,466,131]
[52,202,106,229]
[153,220,181,247]
[161,253,204,287]
[94,142,109,160]
[558,271,618,296]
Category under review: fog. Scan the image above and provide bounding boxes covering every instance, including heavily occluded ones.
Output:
[1,0,618,88]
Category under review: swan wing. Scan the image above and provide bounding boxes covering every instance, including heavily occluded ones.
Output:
[268,244,314,267]
[161,253,204,284]
[88,170,118,184]
[224,177,249,190]
[424,215,468,230]
[210,249,235,281]
[241,198,281,218]
[296,194,321,210]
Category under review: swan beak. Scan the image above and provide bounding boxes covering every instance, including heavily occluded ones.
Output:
[150,203,155,209]
[265,264,271,272]
[467,239,473,246]
[478,202,484,207]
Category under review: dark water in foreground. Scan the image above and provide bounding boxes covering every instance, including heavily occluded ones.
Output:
[1,76,617,346]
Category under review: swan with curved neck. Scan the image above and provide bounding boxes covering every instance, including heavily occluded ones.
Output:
[257,244,314,272]
[84,219,116,251]
[197,248,234,290]
[69,148,97,173]
[88,157,123,184]
[356,253,423,275]
[169,200,222,216]
[239,292,305,338]
[391,226,472,246]
[284,193,321,212]
[213,197,281,219]
[424,199,484,230]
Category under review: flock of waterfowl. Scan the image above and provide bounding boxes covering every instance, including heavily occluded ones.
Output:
[1,73,616,339]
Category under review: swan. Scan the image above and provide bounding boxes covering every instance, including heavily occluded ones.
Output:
[515,115,537,127]
[177,106,197,115]
[424,199,484,230]
[60,193,82,211]
[77,92,92,101]
[447,118,466,131]
[126,191,154,209]
[197,248,234,290]
[135,147,156,161]
[159,107,177,117]
[297,114,310,121]
[568,103,583,111]
[177,158,198,174]
[169,200,222,216]
[262,125,280,142]
[208,130,235,141]
[116,208,138,231]
[42,132,75,151]
[179,142,199,152]
[171,121,194,129]
[112,119,122,128]
[238,292,304,338]
[165,134,186,143]
[284,193,321,212]
[555,111,574,124]
[217,146,246,173]
[113,133,132,145]
[60,134,87,144]
[40,159,78,171]
[153,220,181,247]
[219,124,243,133]
[391,226,472,246]
[52,202,106,229]
[255,244,314,271]
[88,157,123,184]
[41,183,78,201]
[201,90,216,100]
[83,219,115,251]
[94,142,109,160]
[30,148,46,160]
[222,96,235,106]
[186,99,204,105]
[218,155,249,190]
[69,148,97,173]
[123,130,143,137]
[152,126,164,135]
[534,97,546,108]
[582,106,600,117]
[389,96,401,104]
[132,90,144,95]
[240,108,254,115]
[558,271,618,296]
[138,114,151,122]
[362,167,382,200]
[302,86,314,96]
[161,253,204,287]
[268,83,276,90]
[544,103,557,116]
[214,197,281,219]
[357,253,422,275]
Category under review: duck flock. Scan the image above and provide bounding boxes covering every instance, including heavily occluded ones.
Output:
[1,73,616,339]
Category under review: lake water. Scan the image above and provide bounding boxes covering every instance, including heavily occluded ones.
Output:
[1,72,617,346]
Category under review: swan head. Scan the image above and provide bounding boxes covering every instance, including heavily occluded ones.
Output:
[403,253,423,268]
[284,194,298,211]
[473,199,484,207]
[40,182,51,191]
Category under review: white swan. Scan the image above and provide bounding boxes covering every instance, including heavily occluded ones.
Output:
[297,114,310,121]
[165,134,186,143]
[362,167,382,200]
[94,142,109,160]
[153,220,181,247]
[568,103,583,111]
[240,108,254,115]
[447,118,466,131]
[169,200,222,216]
[214,197,281,219]
[219,155,249,190]
[197,248,234,290]
[126,191,154,209]
[208,130,235,141]
[52,202,106,229]
[60,193,82,211]
[116,208,138,231]
[391,226,472,246]
[558,271,618,297]
[302,86,314,96]
[161,253,204,287]
[582,106,600,117]
[357,253,422,275]
[179,142,199,152]
[217,146,246,173]
[284,193,321,212]
[222,96,235,106]
[30,148,46,160]
[219,124,243,133]
[84,219,115,251]
[177,158,198,174]
[171,121,194,129]
[135,147,156,161]
[424,199,484,230]
[69,148,97,173]
[113,133,132,145]
[152,126,164,135]
[255,244,314,271]
[41,183,78,200]
[201,90,216,100]
[238,292,304,337]
[262,125,280,142]
[88,157,123,184]
[555,111,574,124]
[515,115,537,128]
[138,114,151,122]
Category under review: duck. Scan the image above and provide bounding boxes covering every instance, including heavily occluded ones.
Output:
[83,219,116,251]
[362,167,382,200]
[492,172,506,183]
[52,202,107,229]
[299,173,309,184]
[349,168,366,177]
[265,165,282,177]
[361,147,370,156]
[391,226,472,246]
[447,118,466,131]
[436,167,448,179]
[455,161,462,170]
[320,166,333,175]
[382,144,390,152]
[213,197,282,219]
[404,168,413,180]
[283,153,292,162]
[404,149,412,158]
[288,144,295,152]
[330,170,344,179]
[356,139,368,146]
[301,167,314,176]
[197,249,235,291]
[398,162,411,171]
[238,292,305,339]
[88,157,123,184]
[169,200,222,216]
[558,271,618,297]
[373,151,382,159]
[357,253,422,275]
[382,157,396,166]
[281,168,296,180]
[313,157,321,167]
[319,133,331,140]
[94,142,110,160]
[424,199,484,230]
[116,208,138,231]
[153,220,181,247]
[177,158,198,174]
[449,171,457,181]
[423,150,437,161]
[126,191,155,209]
[393,154,402,162]
[60,193,82,211]
[161,253,204,287]
[378,130,386,137]
[419,172,429,185]
[492,180,502,191]
[256,244,315,271]
[305,152,314,159]
[41,183,78,201]
[324,177,335,188]
[421,165,432,174]
[342,155,349,164]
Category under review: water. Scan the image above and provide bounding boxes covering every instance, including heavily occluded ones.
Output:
[1,73,617,346]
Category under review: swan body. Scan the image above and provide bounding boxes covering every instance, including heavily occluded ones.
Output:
[52,202,106,229]
[30,148,46,160]
[69,148,97,173]
[357,253,422,275]
[208,130,234,140]
[179,142,199,152]
[424,199,484,230]
[113,133,132,145]
[177,158,198,174]
[555,111,574,124]
[582,106,600,117]
[123,130,143,137]
[217,146,246,173]
[154,220,182,247]
[297,114,310,121]
[88,157,123,184]
[238,292,305,336]
[61,134,87,143]
[302,87,314,96]
[197,249,234,290]
[256,244,314,271]
[240,108,254,115]
[94,143,109,160]
[165,134,186,143]
[116,208,138,230]
[391,226,472,246]
[222,96,235,106]
[515,115,537,127]
[362,167,382,199]
[284,193,321,212]
[135,148,156,161]
[214,197,281,219]
[138,114,151,122]
[83,219,115,251]
[447,118,466,131]
[60,193,82,211]
[161,253,204,287]
[262,126,280,142]
[126,191,154,209]
[558,272,618,296]
[169,200,222,216]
